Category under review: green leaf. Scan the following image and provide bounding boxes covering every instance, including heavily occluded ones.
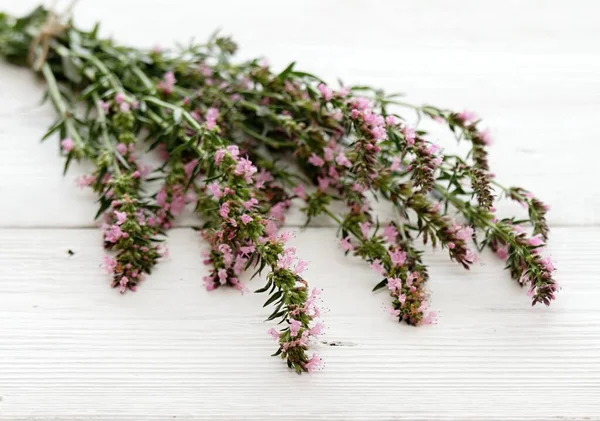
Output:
[275,61,295,81]
[61,55,82,84]
[254,280,272,294]
[41,120,64,142]
[372,278,388,292]
[263,290,282,307]
[291,70,324,84]
[62,153,74,175]
[266,310,286,321]
[94,198,111,220]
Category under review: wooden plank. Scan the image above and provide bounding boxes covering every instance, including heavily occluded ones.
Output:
[0,227,597,420]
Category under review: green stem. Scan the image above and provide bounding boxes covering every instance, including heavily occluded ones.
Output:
[41,63,85,148]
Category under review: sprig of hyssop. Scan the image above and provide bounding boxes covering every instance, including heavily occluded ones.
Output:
[0,6,558,372]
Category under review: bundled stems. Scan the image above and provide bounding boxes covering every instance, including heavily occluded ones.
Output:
[0,6,558,372]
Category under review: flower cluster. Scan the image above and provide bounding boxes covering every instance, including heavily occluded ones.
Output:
[0,6,558,373]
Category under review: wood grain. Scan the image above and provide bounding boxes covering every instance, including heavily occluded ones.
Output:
[0,227,598,420]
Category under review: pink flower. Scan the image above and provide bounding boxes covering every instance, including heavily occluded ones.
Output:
[104,225,123,243]
[203,275,216,291]
[323,147,334,161]
[156,188,168,207]
[206,107,219,121]
[234,158,258,183]
[370,259,386,276]
[352,183,367,193]
[328,165,339,180]
[114,211,127,225]
[120,102,130,112]
[401,126,416,145]
[390,157,402,171]
[139,165,153,178]
[317,177,330,191]
[540,257,555,272]
[457,110,477,125]
[233,256,248,276]
[398,293,407,304]
[101,255,117,274]
[512,225,526,234]
[388,307,401,317]
[479,129,493,145]
[293,184,307,199]
[383,224,398,242]
[387,277,402,292]
[359,221,371,239]
[388,250,407,267]
[240,214,253,225]
[422,311,438,325]
[340,236,354,251]
[243,198,258,210]
[205,107,219,129]
[218,244,233,267]
[385,115,399,126]
[351,97,371,111]
[308,153,325,167]
[426,143,440,155]
[75,174,96,188]
[289,319,302,337]
[317,83,333,101]
[239,245,256,256]
[207,182,223,199]
[255,169,273,188]
[370,126,387,141]
[114,92,126,104]
[465,249,478,263]
[270,202,288,220]
[304,353,323,372]
[226,145,240,158]
[216,269,228,285]
[183,159,198,179]
[214,149,226,165]
[157,72,176,94]
[265,220,278,237]
[268,328,280,340]
[528,234,544,247]
[98,100,110,115]
[219,202,230,218]
[119,276,128,293]
[159,246,169,258]
[115,143,127,155]
[335,152,352,168]
[456,225,474,241]
[278,231,294,243]
[309,322,325,336]
[331,109,343,121]
[406,272,418,287]
[61,138,74,152]
[493,244,508,260]
[277,251,295,270]
[295,259,309,275]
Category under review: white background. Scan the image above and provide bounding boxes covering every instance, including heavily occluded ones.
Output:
[0,1,598,420]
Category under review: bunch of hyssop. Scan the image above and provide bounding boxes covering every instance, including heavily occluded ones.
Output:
[0,7,557,373]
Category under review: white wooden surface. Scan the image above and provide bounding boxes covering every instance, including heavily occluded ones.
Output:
[1,1,599,419]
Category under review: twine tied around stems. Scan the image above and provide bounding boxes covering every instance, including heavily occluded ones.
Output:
[28,0,79,71]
